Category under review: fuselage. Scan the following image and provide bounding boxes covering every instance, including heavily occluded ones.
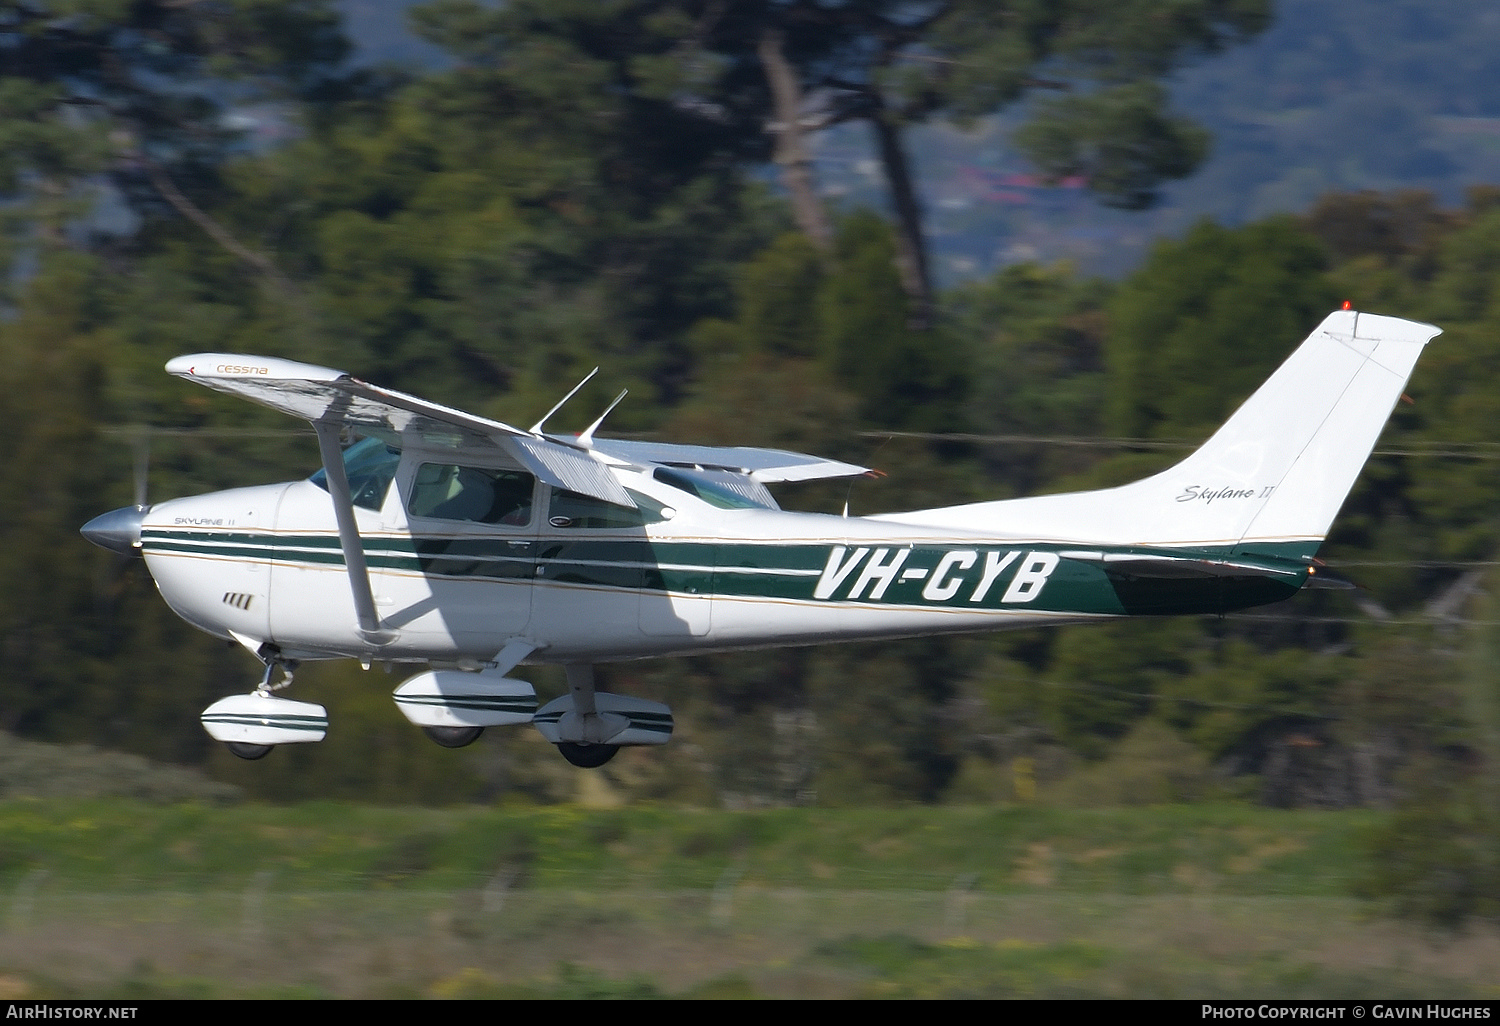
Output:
[136,442,1305,667]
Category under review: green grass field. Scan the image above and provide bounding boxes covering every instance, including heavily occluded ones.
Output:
[0,800,1493,998]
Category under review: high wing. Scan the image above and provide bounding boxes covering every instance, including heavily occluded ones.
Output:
[165,355,870,505]
[167,354,635,507]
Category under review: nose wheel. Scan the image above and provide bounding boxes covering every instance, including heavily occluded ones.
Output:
[557,742,619,768]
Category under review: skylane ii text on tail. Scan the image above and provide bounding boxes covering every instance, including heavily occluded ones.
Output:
[81,310,1439,767]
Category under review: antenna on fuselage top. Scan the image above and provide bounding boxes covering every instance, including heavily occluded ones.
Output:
[529,367,599,435]
[577,389,628,448]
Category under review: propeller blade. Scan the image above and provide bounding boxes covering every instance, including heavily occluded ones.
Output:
[132,428,150,509]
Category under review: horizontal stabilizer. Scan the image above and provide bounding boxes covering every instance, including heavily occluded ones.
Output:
[586,437,870,483]
[1059,549,1308,581]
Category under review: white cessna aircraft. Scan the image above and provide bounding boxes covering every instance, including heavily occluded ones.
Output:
[83,309,1438,767]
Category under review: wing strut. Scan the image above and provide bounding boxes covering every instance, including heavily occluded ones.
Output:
[313,421,395,646]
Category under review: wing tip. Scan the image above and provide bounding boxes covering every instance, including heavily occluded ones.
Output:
[166,353,345,381]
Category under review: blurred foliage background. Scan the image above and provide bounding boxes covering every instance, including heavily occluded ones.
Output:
[2,1,1499,929]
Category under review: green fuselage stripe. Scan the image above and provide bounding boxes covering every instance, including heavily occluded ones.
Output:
[142,530,1309,616]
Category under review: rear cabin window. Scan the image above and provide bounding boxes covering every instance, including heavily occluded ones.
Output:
[547,488,668,529]
[408,464,535,526]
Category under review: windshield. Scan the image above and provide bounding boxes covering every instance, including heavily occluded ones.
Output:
[310,436,401,511]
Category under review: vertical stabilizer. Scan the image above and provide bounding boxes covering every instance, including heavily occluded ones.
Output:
[875,310,1441,554]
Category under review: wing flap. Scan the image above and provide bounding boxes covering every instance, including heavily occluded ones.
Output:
[510,436,635,507]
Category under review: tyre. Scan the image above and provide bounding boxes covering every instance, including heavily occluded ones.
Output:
[422,725,485,749]
[556,742,619,768]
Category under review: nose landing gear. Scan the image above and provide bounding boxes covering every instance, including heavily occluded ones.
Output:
[200,648,328,759]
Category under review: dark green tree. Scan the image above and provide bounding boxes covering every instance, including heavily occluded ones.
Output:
[404,1,1270,326]
[1106,217,1338,440]
[0,0,349,284]
[223,0,786,409]
[947,262,1111,496]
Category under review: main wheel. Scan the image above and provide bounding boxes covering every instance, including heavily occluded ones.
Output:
[422,725,485,749]
[226,741,273,761]
[557,742,619,768]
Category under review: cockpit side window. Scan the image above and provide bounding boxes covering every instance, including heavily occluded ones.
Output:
[310,436,401,512]
[409,463,535,526]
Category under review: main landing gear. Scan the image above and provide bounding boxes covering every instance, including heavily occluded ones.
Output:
[530,664,671,767]
[393,667,537,748]
[393,663,663,766]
